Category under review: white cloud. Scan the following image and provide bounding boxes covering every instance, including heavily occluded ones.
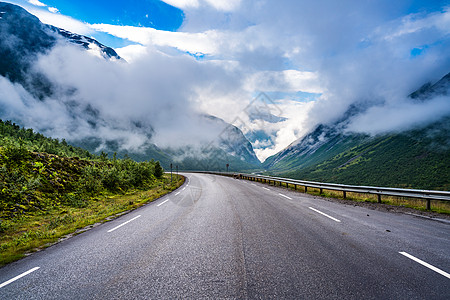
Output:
[250,99,316,161]
[25,6,93,35]
[382,7,450,40]
[91,2,450,159]
[3,0,450,162]
[90,23,219,55]
[115,44,149,62]
[244,70,323,94]
[27,0,45,7]
[161,0,241,11]
[27,42,249,149]
[4,0,92,35]
[346,96,450,135]
[161,0,199,9]
[48,6,58,13]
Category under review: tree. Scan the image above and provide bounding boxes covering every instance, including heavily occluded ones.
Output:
[154,161,164,178]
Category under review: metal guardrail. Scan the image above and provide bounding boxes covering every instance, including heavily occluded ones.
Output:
[190,171,450,210]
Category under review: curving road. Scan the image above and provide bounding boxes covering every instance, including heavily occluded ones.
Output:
[1,173,449,299]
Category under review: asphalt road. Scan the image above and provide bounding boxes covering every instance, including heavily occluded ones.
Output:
[1,173,449,299]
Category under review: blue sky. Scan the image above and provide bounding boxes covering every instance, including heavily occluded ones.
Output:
[40,0,184,30]
[6,0,185,47]
[3,0,450,160]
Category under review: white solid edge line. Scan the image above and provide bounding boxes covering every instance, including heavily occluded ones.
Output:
[309,207,341,222]
[0,267,40,288]
[278,193,292,200]
[399,252,450,279]
[262,187,271,191]
[107,215,141,233]
[157,199,170,207]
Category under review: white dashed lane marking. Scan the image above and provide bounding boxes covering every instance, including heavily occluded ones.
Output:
[308,207,341,223]
[0,267,40,288]
[399,252,450,279]
[107,215,141,233]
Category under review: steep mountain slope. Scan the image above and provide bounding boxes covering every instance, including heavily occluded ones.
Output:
[410,72,450,100]
[0,2,120,99]
[264,72,450,189]
[161,115,260,171]
[284,117,450,190]
[263,124,369,172]
[0,2,260,171]
[72,114,261,171]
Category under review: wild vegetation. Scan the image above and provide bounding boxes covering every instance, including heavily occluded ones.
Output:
[0,120,183,266]
[275,117,450,190]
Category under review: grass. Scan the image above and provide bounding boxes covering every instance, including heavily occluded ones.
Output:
[261,180,450,214]
[0,174,184,267]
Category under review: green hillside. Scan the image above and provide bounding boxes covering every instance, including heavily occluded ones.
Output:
[0,120,167,219]
[0,120,96,159]
[263,124,370,172]
[0,120,184,266]
[283,117,450,190]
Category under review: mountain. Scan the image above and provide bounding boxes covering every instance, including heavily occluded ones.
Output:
[264,72,450,190]
[161,115,260,171]
[410,72,450,100]
[0,2,260,171]
[263,124,369,172]
[0,2,120,99]
[71,114,261,171]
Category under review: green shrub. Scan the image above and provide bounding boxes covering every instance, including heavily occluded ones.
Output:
[154,161,164,178]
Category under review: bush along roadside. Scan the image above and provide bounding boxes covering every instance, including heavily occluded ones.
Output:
[0,144,184,266]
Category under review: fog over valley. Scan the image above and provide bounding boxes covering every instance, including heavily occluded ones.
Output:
[1,0,449,165]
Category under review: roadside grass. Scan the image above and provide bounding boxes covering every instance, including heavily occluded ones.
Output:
[263,181,450,214]
[0,174,184,267]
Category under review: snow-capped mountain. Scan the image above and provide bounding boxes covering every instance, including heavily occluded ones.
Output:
[0,2,261,171]
[0,2,120,98]
[54,28,121,61]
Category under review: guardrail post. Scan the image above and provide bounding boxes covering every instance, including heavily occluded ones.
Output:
[209,172,449,209]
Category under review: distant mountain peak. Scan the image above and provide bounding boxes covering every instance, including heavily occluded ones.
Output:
[409,72,450,100]
[0,1,121,99]
[53,27,121,61]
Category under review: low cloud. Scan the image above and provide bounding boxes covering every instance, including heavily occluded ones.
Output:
[161,0,241,12]
[2,1,450,163]
[29,42,247,151]
[345,96,450,135]
[98,1,450,161]
[27,0,45,7]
